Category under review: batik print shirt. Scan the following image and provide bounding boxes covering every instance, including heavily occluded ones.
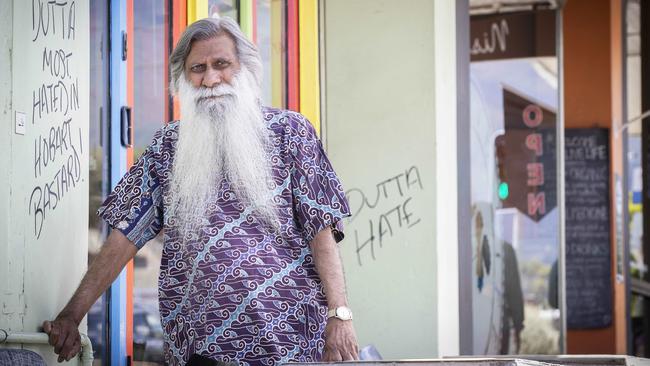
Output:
[97,107,351,365]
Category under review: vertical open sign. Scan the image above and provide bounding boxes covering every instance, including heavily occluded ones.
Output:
[495,88,557,221]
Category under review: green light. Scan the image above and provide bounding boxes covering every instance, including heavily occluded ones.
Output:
[498,182,509,200]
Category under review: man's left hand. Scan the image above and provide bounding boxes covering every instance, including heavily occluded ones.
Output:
[322,319,359,361]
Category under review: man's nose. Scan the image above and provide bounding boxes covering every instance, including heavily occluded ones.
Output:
[202,68,222,88]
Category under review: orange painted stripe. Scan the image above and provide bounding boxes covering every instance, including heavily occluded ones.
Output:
[172,0,187,49]
[125,260,134,357]
[125,0,134,359]
[286,0,299,112]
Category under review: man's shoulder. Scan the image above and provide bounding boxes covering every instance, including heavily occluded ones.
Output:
[161,120,180,134]
[147,121,180,153]
[166,120,181,129]
[262,106,317,138]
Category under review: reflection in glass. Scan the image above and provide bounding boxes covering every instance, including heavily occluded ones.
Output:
[89,1,109,364]
[205,0,286,107]
[256,0,286,107]
[469,6,560,354]
[134,0,169,153]
[133,1,170,364]
[471,56,561,356]
[209,0,239,21]
[257,0,273,105]
[626,0,643,282]
[625,0,645,356]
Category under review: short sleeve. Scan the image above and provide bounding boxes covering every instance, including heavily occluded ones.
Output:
[288,113,351,244]
[97,130,164,249]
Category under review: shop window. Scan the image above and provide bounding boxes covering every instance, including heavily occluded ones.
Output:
[469,2,561,354]
[88,1,110,363]
[126,2,287,362]
[207,0,286,107]
[209,0,239,20]
[132,1,170,364]
[257,0,286,107]
[625,0,646,357]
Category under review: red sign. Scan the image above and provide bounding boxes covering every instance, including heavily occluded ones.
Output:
[495,89,557,221]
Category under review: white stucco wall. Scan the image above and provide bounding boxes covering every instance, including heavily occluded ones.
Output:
[0,1,89,364]
[321,0,460,358]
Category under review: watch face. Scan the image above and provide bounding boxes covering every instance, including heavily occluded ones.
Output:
[336,307,352,320]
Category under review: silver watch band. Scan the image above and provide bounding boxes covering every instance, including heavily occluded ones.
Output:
[327,306,353,320]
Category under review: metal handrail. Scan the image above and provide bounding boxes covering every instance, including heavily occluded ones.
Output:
[0,330,93,366]
[615,109,650,136]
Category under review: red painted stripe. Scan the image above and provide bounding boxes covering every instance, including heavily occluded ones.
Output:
[252,0,258,44]
[287,0,299,112]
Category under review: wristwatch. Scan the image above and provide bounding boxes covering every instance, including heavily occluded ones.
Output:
[327,306,353,321]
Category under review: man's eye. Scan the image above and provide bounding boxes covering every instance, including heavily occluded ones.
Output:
[190,64,206,72]
[215,60,231,69]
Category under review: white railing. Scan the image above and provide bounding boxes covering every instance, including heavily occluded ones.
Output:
[0,330,93,366]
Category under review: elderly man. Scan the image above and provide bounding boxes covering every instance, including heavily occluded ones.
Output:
[43,17,358,365]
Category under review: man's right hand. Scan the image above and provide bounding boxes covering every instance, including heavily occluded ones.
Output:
[40,230,138,363]
[43,316,82,363]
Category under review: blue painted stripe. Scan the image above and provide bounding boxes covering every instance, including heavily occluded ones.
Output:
[109,0,128,364]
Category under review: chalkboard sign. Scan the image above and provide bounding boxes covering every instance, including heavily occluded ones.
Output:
[565,128,612,329]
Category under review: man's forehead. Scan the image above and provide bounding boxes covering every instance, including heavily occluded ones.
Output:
[186,34,237,61]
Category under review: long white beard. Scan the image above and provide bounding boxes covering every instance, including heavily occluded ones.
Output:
[168,67,279,238]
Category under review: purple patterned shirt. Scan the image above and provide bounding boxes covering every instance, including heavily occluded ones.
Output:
[97,108,350,365]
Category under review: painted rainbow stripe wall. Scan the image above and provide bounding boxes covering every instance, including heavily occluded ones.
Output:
[186,0,322,134]
[119,2,324,359]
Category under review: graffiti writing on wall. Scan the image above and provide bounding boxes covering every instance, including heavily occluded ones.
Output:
[28,0,84,239]
[345,165,424,266]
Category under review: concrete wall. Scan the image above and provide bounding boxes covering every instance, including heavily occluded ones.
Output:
[0,0,89,364]
[321,0,460,358]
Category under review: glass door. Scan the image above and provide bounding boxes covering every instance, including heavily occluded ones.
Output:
[629,0,650,357]
[131,1,171,364]
[468,1,563,354]
[127,3,287,362]
[88,1,111,364]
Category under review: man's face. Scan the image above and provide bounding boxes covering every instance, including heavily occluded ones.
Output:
[184,33,241,89]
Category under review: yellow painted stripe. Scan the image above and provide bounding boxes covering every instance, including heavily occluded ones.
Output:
[240,0,254,40]
[298,0,320,134]
[187,0,208,23]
